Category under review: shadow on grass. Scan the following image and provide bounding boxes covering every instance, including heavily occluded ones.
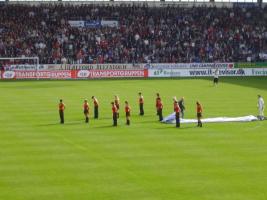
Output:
[155,124,199,130]
[37,121,83,126]
[137,120,159,124]
[94,125,118,128]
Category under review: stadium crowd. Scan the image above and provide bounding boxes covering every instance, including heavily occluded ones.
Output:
[0,4,266,64]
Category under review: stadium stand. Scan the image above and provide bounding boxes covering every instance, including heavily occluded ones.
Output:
[0,3,266,64]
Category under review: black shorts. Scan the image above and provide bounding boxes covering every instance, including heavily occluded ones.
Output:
[84,110,89,114]
[197,113,202,118]
[126,112,130,117]
[214,78,218,83]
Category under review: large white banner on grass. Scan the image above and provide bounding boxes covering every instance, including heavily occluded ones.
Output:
[148,68,267,77]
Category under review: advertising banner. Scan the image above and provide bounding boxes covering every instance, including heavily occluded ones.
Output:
[84,20,101,28]
[145,63,234,69]
[101,20,119,28]
[1,70,74,79]
[1,68,266,80]
[3,64,47,71]
[235,62,267,68]
[68,20,85,28]
[63,63,143,70]
[1,70,147,79]
[148,68,267,77]
[68,20,118,28]
[251,68,267,76]
[1,64,144,71]
[76,70,147,78]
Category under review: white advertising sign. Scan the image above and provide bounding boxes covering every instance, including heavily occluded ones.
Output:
[148,68,267,77]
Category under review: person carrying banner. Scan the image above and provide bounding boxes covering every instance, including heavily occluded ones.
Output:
[257,95,265,120]
[178,97,185,118]
[138,92,144,116]
[83,99,89,123]
[156,93,161,115]
[174,100,181,128]
[92,96,99,119]
[157,99,163,121]
[58,99,65,124]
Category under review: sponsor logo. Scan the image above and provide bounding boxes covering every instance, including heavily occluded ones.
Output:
[89,70,144,78]
[188,69,245,76]
[152,69,181,77]
[3,71,15,79]
[77,70,90,78]
[68,20,85,28]
[252,69,267,76]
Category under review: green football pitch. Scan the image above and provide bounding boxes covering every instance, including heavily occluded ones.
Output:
[0,77,266,200]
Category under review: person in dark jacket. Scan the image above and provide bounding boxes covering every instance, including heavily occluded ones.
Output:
[178,97,185,118]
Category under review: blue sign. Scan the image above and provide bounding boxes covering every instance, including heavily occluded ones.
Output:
[84,20,101,28]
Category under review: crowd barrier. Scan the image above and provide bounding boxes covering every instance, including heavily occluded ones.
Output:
[1,68,267,80]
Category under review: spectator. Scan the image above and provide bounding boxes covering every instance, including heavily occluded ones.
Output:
[0,4,266,64]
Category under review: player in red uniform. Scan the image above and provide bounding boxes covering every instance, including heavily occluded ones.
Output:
[111,102,118,126]
[174,100,181,128]
[58,99,65,124]
[125,101,131,125]
[83,99,89,123]
[196,101,203,127]
[157,98,163,121]
[155,93,161,115]
[138,92,144,116]
[114,95,120,118]
[91,96,99,119]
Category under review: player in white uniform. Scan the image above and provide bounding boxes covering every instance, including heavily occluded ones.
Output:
[213,68,219,86]
[257,95,265,120]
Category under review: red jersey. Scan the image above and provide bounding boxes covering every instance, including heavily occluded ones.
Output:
[139,97,144,104]
[174,103,180,113]
[112,105,117,113]
[157,101,163,109]
[156,97,161,107]
[59,103,65,111]
[197,104,202,113]
[125,105,131,113]
[93,99,98,107]
[84,102,89,111]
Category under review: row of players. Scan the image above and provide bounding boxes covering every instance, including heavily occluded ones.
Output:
[58,93,204,128]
